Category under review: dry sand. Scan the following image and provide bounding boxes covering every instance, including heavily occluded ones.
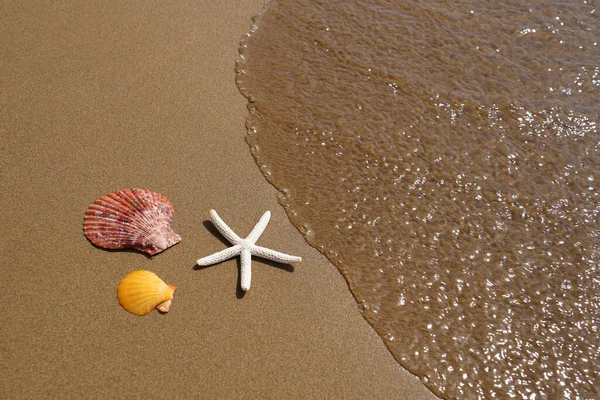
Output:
[0,1,438,398]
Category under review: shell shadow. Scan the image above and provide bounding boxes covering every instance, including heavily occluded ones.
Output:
[85,238,154,259]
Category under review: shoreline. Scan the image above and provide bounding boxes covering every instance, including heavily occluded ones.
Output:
[0,1,437,398]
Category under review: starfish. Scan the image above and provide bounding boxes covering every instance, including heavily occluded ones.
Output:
[197,209,302,291]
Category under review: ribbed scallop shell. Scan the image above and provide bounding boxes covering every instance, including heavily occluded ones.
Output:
[84,189,181,256]
[117,270,176,316]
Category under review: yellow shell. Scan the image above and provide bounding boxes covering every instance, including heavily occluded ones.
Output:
[117,270,176,316]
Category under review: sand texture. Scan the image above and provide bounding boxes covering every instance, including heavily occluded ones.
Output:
[0,1,437,398]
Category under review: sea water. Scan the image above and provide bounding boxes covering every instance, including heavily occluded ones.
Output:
[236,0,599,398]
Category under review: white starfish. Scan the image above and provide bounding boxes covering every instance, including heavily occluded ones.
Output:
[197,209,302,291]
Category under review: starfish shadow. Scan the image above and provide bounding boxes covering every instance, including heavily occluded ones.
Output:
[192,259,247,298]
[193,257,295,298]
[255,257,295,273]
[202,219,232,247]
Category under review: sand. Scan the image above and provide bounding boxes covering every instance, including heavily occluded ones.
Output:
[0,1,437,398]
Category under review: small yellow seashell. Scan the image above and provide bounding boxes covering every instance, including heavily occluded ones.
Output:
[117,270,176,316]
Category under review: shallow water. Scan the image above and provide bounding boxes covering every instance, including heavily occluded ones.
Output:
[236,0,600,398]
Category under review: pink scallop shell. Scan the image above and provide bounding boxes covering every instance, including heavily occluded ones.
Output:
[84,189,181,256]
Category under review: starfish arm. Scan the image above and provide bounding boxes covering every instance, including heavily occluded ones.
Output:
[197,245,241,266]
[245,210,271,244]
[251,245,302,264]
[240,248,252,291]
[210,209,242,244]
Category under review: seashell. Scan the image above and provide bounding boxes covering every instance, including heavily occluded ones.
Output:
[84,189,181,256]
[117,270,176,315]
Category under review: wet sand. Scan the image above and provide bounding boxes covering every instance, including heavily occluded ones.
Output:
[0,1,437,398]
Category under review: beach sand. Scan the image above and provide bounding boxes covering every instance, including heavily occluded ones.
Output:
[0,1,437,398]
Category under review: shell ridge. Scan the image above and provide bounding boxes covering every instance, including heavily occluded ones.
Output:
[118,189,147,216]
[121,190,173,237]
[86,197,139,227]
[105,192,139,216]
[97,193,137,213]
[119,189,156,224]
[84,219,150,247]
